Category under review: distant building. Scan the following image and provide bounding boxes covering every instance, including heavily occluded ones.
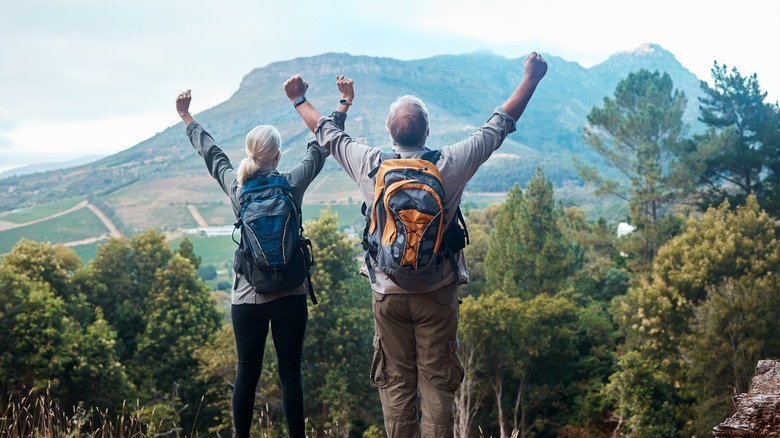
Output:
[617,222,636,238]
[185,225,235,237]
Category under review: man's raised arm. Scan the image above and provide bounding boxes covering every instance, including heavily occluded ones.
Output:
[501,51,548,121]
[284,75,322,133]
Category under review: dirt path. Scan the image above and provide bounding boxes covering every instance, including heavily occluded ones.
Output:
[0,200,120,248]
[0,200,90,231]
[86,203,121,237]
[62,234,110,247]
[188,204,209,227]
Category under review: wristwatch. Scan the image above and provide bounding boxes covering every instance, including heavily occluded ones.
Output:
[293,96,307,108]
[339,98,353,106]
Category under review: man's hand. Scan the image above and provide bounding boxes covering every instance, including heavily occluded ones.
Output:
[176,90,194,126]
[336,75,354,102]
[283,75,309,102]
[523,52,548,83]
[501,51,548,121]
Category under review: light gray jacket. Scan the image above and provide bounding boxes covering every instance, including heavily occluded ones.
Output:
[314,107,517,294]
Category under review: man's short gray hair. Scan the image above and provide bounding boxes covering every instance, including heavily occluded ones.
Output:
[386,95,429,148]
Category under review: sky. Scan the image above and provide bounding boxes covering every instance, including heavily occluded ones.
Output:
[1,0,779,174]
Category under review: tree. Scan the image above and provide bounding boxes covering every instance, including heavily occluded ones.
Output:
[0,242,131,416]
[682,62,780,216]
[461,203,502,297]
[1,239,81,299]
[194,323,236,436]
[461,292,610,438]
[301,209,379,436]
[485,169,582,298]
[0,264,65,404]
[177,237,201,271]
[576,69,688,268]
[484,184,524,295]
[133,253,221,432]
[612,195,780,435]
[88,230,172,360]
[682,275,780,434]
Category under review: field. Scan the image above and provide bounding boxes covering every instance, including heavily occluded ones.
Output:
[0,183,586,275]
[0,207,107,255]
[0,195,87,223]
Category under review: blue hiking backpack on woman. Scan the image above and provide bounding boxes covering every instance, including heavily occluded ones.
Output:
[232,175,317,304]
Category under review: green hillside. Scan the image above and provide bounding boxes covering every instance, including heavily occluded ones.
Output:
[0,45,703,262]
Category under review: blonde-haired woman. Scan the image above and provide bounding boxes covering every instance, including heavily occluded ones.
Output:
[176,76,355,438]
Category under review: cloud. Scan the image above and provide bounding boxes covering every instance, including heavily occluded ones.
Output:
[2,0,779,172]
[3,109,174,166]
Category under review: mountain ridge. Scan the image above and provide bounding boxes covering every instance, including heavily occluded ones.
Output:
[0,43,705,233]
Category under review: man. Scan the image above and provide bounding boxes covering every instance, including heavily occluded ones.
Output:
[283,51,548,437]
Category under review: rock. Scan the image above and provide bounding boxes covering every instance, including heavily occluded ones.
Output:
[713,360,780,437]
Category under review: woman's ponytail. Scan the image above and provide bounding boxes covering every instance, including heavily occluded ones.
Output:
[236,125,282,187]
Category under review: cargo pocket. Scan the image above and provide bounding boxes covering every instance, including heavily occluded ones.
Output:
[370,336,389,388]
[446,340,465,391]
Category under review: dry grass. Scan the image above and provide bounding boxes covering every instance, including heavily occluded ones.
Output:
[1,392,146,437]
[1,391,316,438]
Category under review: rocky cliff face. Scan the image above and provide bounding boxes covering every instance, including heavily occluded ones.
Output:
[713,360,780,437]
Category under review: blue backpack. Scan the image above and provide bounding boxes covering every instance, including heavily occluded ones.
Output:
[232,175,316,304]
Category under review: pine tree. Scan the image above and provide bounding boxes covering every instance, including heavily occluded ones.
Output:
[485,168,581,298]
[576,69,688,268]
[683,62,780,216]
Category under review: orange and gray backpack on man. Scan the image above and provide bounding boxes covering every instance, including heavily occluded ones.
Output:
[361,149,468,289]
[232,175,317,304]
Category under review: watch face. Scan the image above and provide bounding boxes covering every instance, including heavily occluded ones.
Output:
[294,96,306,107]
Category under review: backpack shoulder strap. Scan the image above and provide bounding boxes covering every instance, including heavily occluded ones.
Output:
[368,152,401,178]
[420,149,441,165]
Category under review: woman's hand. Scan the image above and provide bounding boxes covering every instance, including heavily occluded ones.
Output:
[336,76,354,113]
[336,75,354,102]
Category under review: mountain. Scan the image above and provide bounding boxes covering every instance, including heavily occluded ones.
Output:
[0,155,106,179]
[0,43,705,234]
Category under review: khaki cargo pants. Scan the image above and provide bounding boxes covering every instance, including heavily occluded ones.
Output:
[370,283,465,438]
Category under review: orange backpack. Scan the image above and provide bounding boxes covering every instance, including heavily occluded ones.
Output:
[361,150,468,290]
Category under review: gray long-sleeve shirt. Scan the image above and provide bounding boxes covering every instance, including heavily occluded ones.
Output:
[186,113,344,304]
[314,107,517,294]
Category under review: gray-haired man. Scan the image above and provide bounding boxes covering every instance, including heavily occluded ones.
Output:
[284,52,548,437]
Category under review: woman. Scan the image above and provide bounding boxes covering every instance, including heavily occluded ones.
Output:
[175,76,355,438]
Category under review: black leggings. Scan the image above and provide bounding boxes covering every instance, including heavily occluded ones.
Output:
[231,295,308,438]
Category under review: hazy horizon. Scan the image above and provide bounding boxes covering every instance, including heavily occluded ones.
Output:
[2,0,778,173]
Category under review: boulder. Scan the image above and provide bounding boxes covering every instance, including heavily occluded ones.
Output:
[713,360,780,437]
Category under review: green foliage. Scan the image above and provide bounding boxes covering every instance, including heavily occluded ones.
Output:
[197,264,217,280]
[133,253,221,431]
[612,195,780,435]
[178,237,201,271]
[1,239,82,298]
[604,351,676,437]
[87,229,172,361]
[577,69,688,269]
[0,244,131,416]
[485,169,582,298]
[681,62,780,216]
[302,209,380,435]
[193,323,236,436]
[484,183,524,295]
[460,292,614,437]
